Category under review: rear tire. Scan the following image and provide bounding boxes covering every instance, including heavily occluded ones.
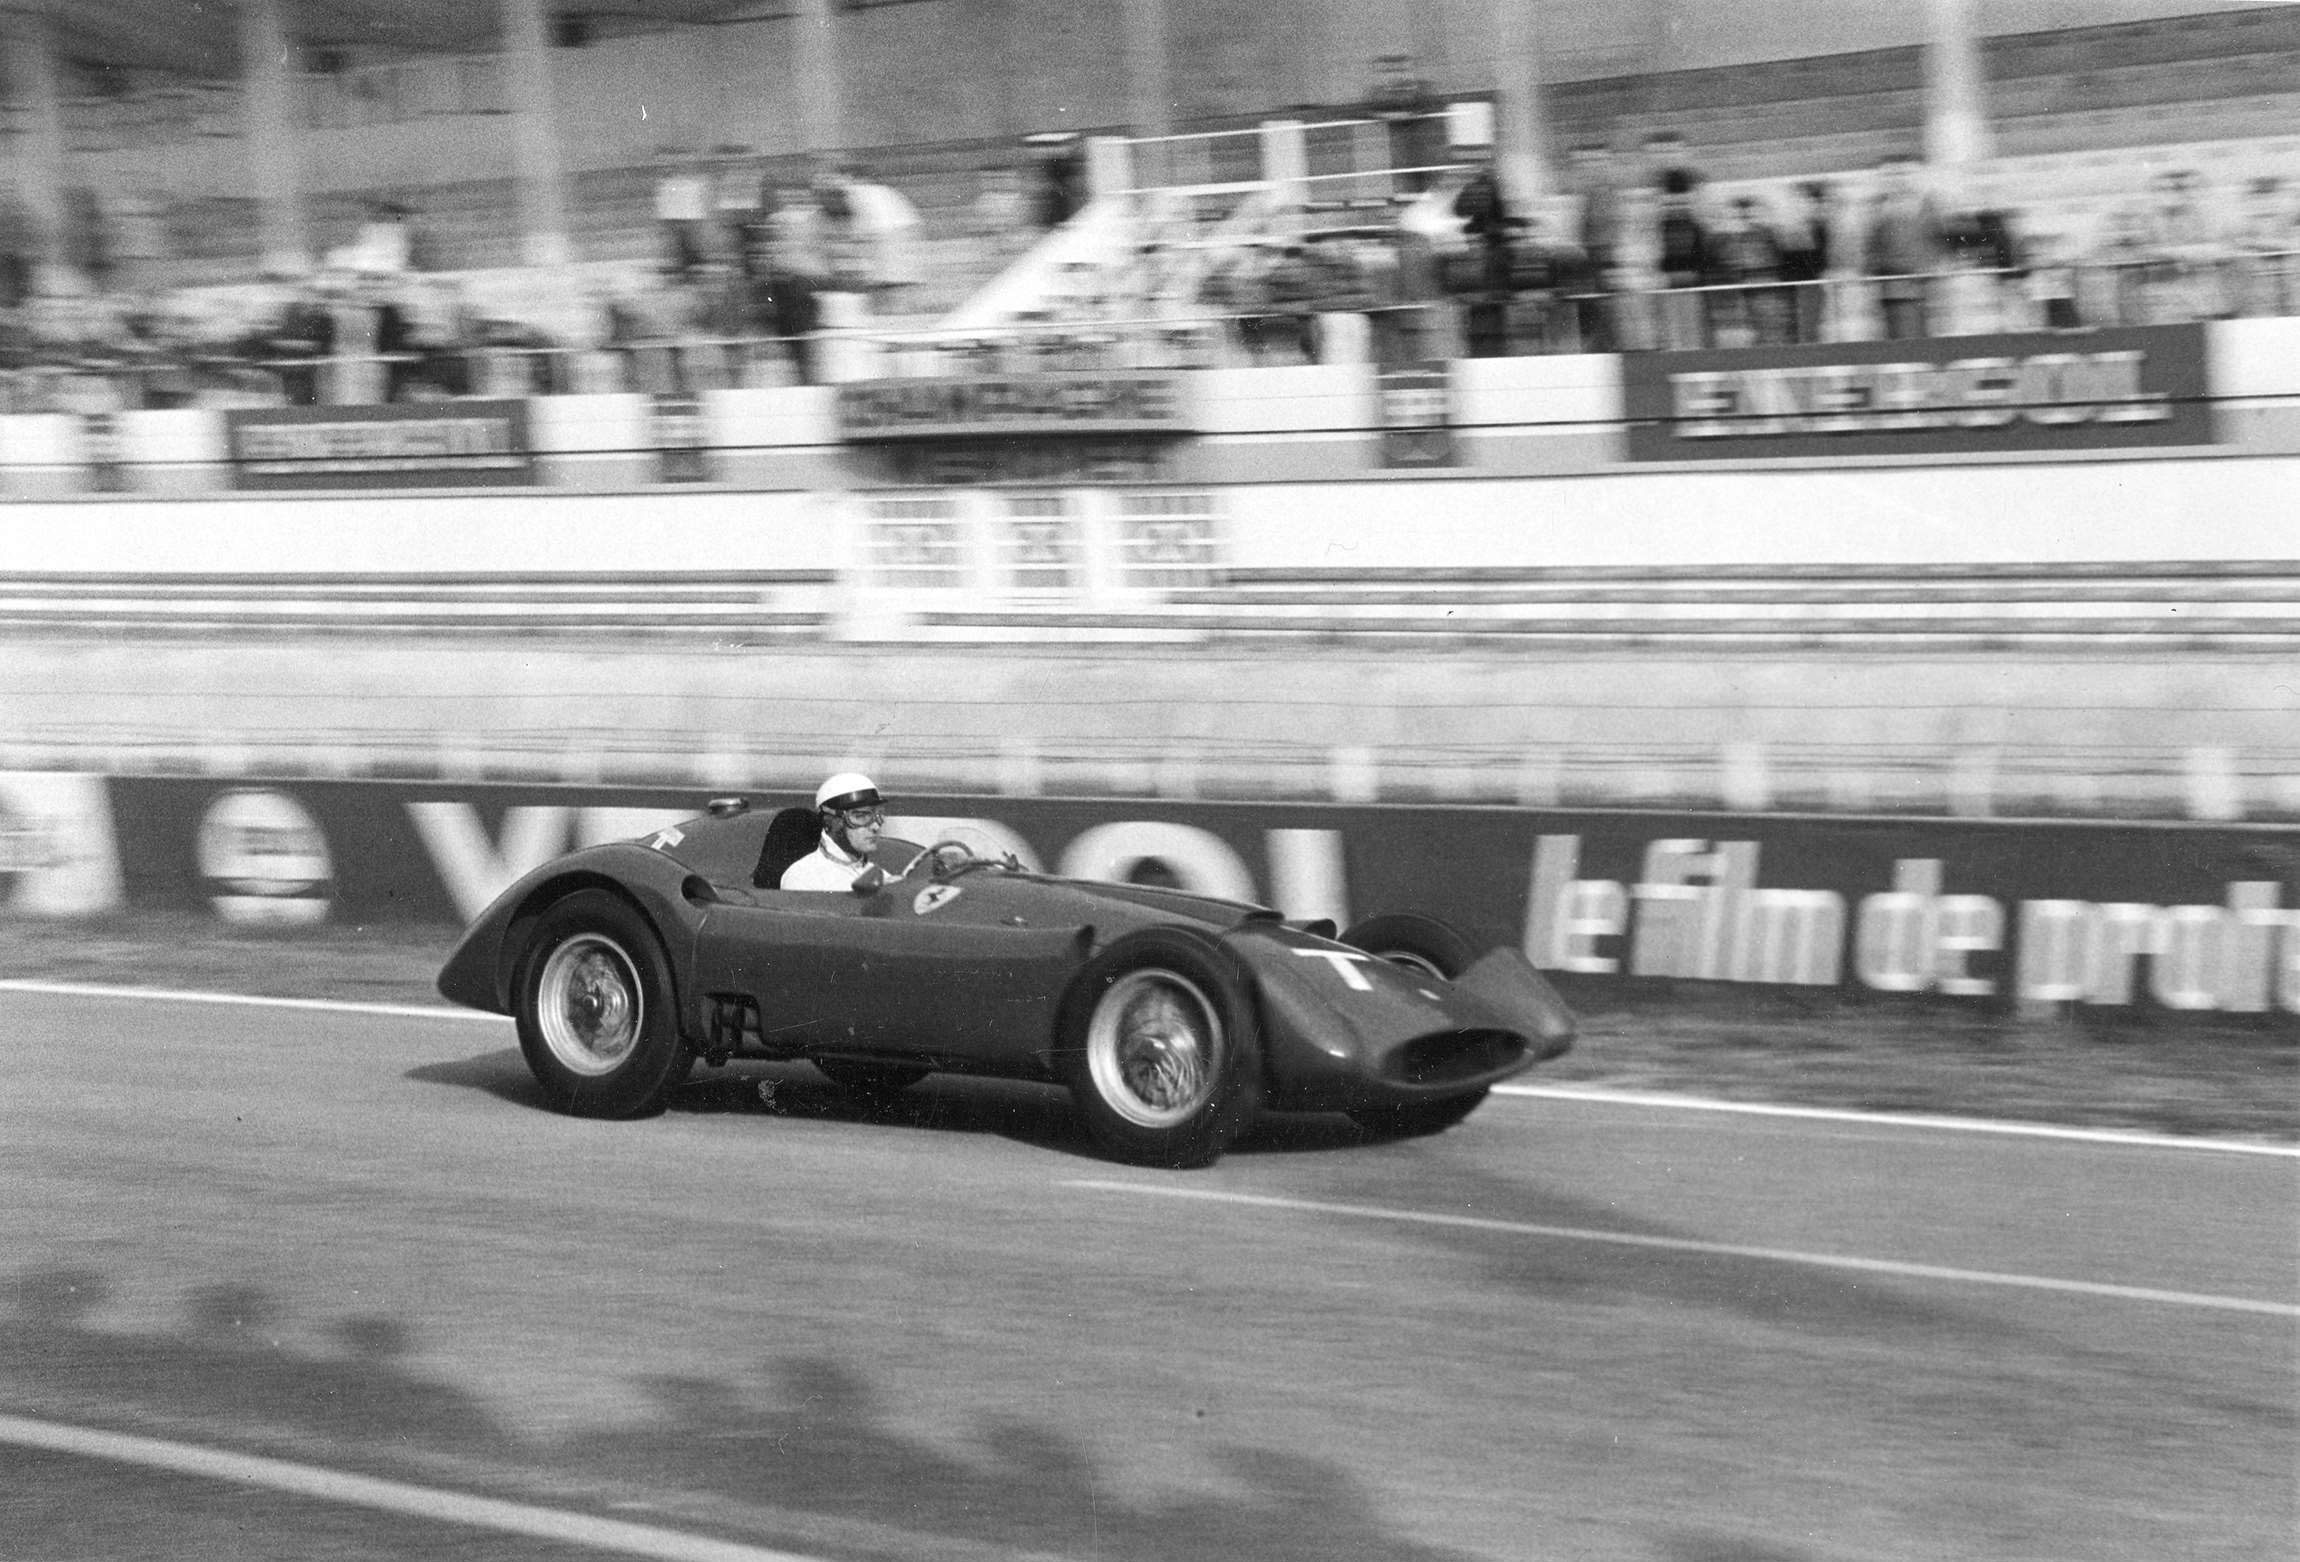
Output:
[514,890,693,1118]
[1057,928,1262,1169]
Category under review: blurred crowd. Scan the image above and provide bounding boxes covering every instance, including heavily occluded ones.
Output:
[0,128,2294,413]
[1176,136,2300,366]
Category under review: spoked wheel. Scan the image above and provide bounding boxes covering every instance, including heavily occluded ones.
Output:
[515,890,693,1117]
[1339,912,1490,1140]
[1059,928,1261,1168]
[815,1058,931,1110]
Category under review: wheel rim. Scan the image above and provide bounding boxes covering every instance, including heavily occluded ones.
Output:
[536,933,644,1077]
[1086,969,1221,1129]
[1374,948,1447,979]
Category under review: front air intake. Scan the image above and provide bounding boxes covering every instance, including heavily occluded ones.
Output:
[1388,1029,1527,1087]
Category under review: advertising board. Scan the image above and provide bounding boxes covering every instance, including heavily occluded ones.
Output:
[834,373,1194,441]
[1620,324,2214,461]
[224,401,535,489]
[88,778,2300,1018]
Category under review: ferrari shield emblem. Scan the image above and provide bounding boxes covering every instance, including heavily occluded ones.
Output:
[913,884,962,915]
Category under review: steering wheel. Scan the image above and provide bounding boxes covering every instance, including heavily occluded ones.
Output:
[901,839,982,880]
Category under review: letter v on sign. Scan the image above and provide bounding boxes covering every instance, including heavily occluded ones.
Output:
[405,803,573,922]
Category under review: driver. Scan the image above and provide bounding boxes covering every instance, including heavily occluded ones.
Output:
[781,772,891,891]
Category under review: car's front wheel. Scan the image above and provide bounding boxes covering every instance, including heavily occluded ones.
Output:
[1058,928,1262,1168]
[514,890,692,1117]
[1340,912,1491,1139]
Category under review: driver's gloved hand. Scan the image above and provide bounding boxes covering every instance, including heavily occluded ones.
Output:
[851,863,889,893]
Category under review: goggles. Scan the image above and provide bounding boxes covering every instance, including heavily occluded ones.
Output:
[834,805,886,827]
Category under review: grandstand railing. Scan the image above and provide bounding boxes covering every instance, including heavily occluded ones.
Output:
[2,251,2290,413]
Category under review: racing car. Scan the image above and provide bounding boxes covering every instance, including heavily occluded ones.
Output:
[436,797,1575,1167]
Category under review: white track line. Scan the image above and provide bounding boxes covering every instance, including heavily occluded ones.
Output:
[0,978,505,1023]
[1495,1083,2300,1158]
[1066,1181,2300,1319]
[3,978,2291,1158]
[0,1413,824,1562]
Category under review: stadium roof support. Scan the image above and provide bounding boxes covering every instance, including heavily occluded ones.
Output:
[502,0,571,266]
[1925,0,1993,171]
[1493,0,1554,202]
[240,0,306,276]
[0,7,70,289]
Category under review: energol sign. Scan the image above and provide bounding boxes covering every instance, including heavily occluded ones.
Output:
[1622,324,2212,459]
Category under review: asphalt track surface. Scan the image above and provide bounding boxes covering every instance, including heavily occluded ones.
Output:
[2,986,2293,1562]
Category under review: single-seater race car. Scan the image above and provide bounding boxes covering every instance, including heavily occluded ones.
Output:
[437,798,1575,1167]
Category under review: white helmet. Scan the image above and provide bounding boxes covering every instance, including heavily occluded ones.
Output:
[814,772,882,814]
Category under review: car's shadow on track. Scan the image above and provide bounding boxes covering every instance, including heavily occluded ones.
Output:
[405,1048,1391,1161]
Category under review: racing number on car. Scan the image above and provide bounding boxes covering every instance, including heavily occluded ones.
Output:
[1294,948,1374,991]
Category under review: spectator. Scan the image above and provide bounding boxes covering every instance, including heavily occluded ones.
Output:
[2083,201,2154,327]
[1865,154,1943,340]
[1255,241,1323,365]
[835,164,925,311]
[251,277,333,406]
[1608,181,1663,351]
[1937,166,2024,333]
[1562,142,1626,352]
[1372,218,1448,363]
[1776,181,1832,343]
[970,165,1036,264]
[2023,228,2083,331]
[747,183,829,384]
[2231,175,2296,319]
[1710,193,1785,347]
[1507,211,1581,353]
[653,148,715,280]
[1032,135,1087,230]
[351,199,414,276]
[2144,168,2229,323]
[1655,166,1712,350]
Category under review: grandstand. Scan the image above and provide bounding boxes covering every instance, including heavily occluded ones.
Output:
[2,1,2298,829]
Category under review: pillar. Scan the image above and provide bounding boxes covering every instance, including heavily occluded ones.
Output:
[794,0,842,155]
[236,0,308,276]
[502,0,571,265]
[3,5,73,289]
[1491,0,1551,205]
[1121,0,1172,185]
[1923,0,1991,172]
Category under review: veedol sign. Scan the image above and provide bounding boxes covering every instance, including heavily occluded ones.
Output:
[81,780,2300,1018]
[1622,324,2213,459]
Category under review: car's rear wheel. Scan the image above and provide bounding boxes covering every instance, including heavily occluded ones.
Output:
[1058,928,1261,1169]
[515,890,693,1117]
[1339,912,1490,1139]
[814,1058,930,1108]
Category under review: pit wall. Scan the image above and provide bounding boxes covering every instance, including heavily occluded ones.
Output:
[5,771,2294,1022]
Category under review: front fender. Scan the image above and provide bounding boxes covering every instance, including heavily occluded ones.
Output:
[434,843,707,1021]
[1224,923,1572,1111]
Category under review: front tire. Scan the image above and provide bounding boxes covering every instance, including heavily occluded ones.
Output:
[1339,913,1488,1138]
[1058,928,1262,1168]
[514,890,693,1117]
